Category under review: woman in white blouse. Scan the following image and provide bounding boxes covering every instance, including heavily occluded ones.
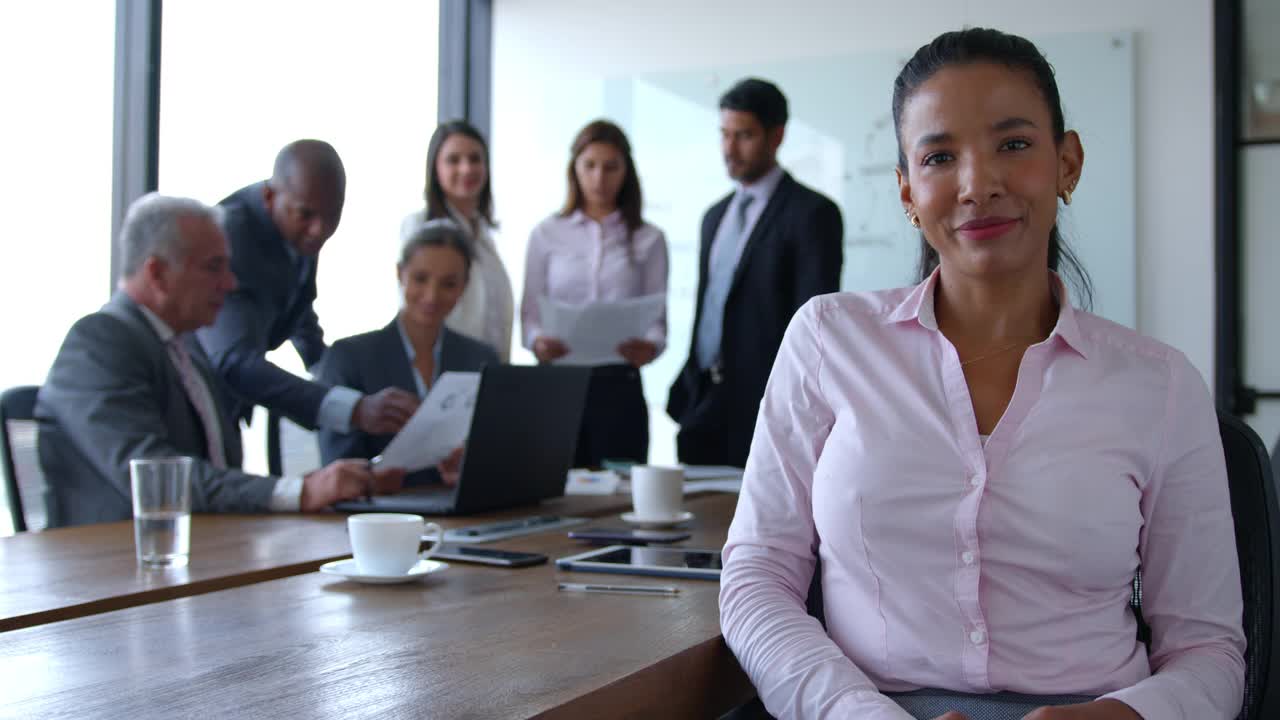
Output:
[401,121,514,361]
[522,119,669,467]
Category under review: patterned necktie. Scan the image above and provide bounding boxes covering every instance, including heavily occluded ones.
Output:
[695,192,755,369]
[167,337,227,469]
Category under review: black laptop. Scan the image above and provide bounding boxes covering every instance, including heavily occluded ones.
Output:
[333,364,591,516]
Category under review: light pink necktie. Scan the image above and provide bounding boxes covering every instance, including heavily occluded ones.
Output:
[168,337,227,469]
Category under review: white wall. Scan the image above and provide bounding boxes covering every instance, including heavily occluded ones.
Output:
[493,0,1215,375]
[492,0,1216,463]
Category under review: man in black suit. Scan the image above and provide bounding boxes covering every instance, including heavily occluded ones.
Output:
[667,78,844,467]
[197,140,419,438]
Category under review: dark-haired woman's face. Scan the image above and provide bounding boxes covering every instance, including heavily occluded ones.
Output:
[398,245,468,331]
[574,141,627,212]
[435,134,488,207]
[896,62,1082,283]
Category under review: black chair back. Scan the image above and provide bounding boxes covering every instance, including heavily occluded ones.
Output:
[266,409,283,477]
[1,385,42,533]
[1219,412,1280,719]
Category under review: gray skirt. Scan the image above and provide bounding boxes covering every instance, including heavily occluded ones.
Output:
[888,690,1096,719]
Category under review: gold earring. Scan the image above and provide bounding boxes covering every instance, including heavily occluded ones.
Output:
[910,214,921,228]
[1060,188,1073,205]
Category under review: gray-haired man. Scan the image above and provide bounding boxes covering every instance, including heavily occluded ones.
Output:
[36,193,404,527]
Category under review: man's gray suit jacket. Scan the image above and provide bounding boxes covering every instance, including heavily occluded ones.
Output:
[36,292,277,527]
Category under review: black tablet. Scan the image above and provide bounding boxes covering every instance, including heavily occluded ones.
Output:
[555,544,722,580]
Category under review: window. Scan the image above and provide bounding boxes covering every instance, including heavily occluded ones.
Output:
[159,1,439,473]
[0,3,116,533]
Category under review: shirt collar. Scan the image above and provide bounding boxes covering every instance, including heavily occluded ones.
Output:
[396,316,445,364]
[568,208,624,227]
[887,268,1090,359]
[445,202,488,236]
[737,164,785,204]
[136,303,177,343]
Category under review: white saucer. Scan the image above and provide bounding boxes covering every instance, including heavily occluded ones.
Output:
[319,557,449,584]
[620,510,694,528]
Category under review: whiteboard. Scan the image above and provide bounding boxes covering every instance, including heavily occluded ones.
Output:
[606,31,1136,330]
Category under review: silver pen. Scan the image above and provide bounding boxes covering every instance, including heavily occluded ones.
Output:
[557,582,680,596]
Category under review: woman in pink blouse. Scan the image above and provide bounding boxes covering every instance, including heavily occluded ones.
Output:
[720,28,1245,720]
[521,119,668,467]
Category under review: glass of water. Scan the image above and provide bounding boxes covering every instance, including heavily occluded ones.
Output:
[130,457,194,568]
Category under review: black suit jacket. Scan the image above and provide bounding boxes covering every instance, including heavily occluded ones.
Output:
[196,182,331,429]
[667,171,843,466]
[315,320,500,485]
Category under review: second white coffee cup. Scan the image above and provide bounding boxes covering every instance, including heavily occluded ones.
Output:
[348,513,444,576]
[630,465,684,521]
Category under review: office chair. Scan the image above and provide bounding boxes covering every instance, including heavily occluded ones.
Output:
[1216,411,1280,719]
[1,385,44,533]
[265,408,322,478]
[725,413,1280,720]
[266,409,283,477]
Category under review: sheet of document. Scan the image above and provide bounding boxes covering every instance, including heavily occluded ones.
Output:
[564,469,623,496]
[373,371,480,473]
[538,293,665,366]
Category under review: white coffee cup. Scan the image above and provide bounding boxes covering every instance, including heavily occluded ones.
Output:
[630,465,684,521]
[347,513,444,576]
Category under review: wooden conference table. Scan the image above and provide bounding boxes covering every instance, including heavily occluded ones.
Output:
[1,492,755,719]
[0,492,638,633]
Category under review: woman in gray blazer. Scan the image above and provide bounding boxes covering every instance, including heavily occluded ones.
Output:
[317,222,500,486]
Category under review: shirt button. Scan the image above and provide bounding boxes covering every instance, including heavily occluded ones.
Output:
[970,630,986,645]
[969,475,982,488]
[961,551,975,565]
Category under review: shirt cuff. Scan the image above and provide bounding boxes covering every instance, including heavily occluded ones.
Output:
[1098,686,1172,720]
[269,475,304,512]
[318,385,363,433]
[523,325,542,350]
[643,327,667,355]
[833,691,918,720]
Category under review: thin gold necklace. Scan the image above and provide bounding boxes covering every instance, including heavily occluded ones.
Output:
[959,340,1033,367]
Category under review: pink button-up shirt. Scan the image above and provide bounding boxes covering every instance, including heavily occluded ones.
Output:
[720,272,1246,720]
[520,210,668,352]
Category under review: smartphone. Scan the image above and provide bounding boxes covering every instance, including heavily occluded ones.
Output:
[432,544,548,568]
[567,527,692,545]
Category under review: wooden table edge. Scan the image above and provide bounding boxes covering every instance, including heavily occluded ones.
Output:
[531,634,756,719]
[0,554,348,633]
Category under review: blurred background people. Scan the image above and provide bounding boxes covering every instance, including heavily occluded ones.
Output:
[317,222,498,486]
[402,121,514,362]
[522,119,668,467]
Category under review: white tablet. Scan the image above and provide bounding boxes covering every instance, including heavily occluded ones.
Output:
[555,544,722,580]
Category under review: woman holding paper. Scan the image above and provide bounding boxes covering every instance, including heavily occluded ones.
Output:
[316,223,500,486]
[522,119,669,467]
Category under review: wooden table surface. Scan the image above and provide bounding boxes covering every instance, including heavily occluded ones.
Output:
[1,493,754,720]
[0,493,640,633]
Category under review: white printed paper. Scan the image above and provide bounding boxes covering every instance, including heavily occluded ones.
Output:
[564,469,623,496]
[373,371,480,473]
[538,294,665,366]
[680,465,744,481]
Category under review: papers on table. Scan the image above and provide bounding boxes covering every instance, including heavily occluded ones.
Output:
[564,469,623,496]
[538,294,665,366]
[680,465,744,481]
[681,465,743,493]
[683,478,743,494]
[372,372,480,473]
